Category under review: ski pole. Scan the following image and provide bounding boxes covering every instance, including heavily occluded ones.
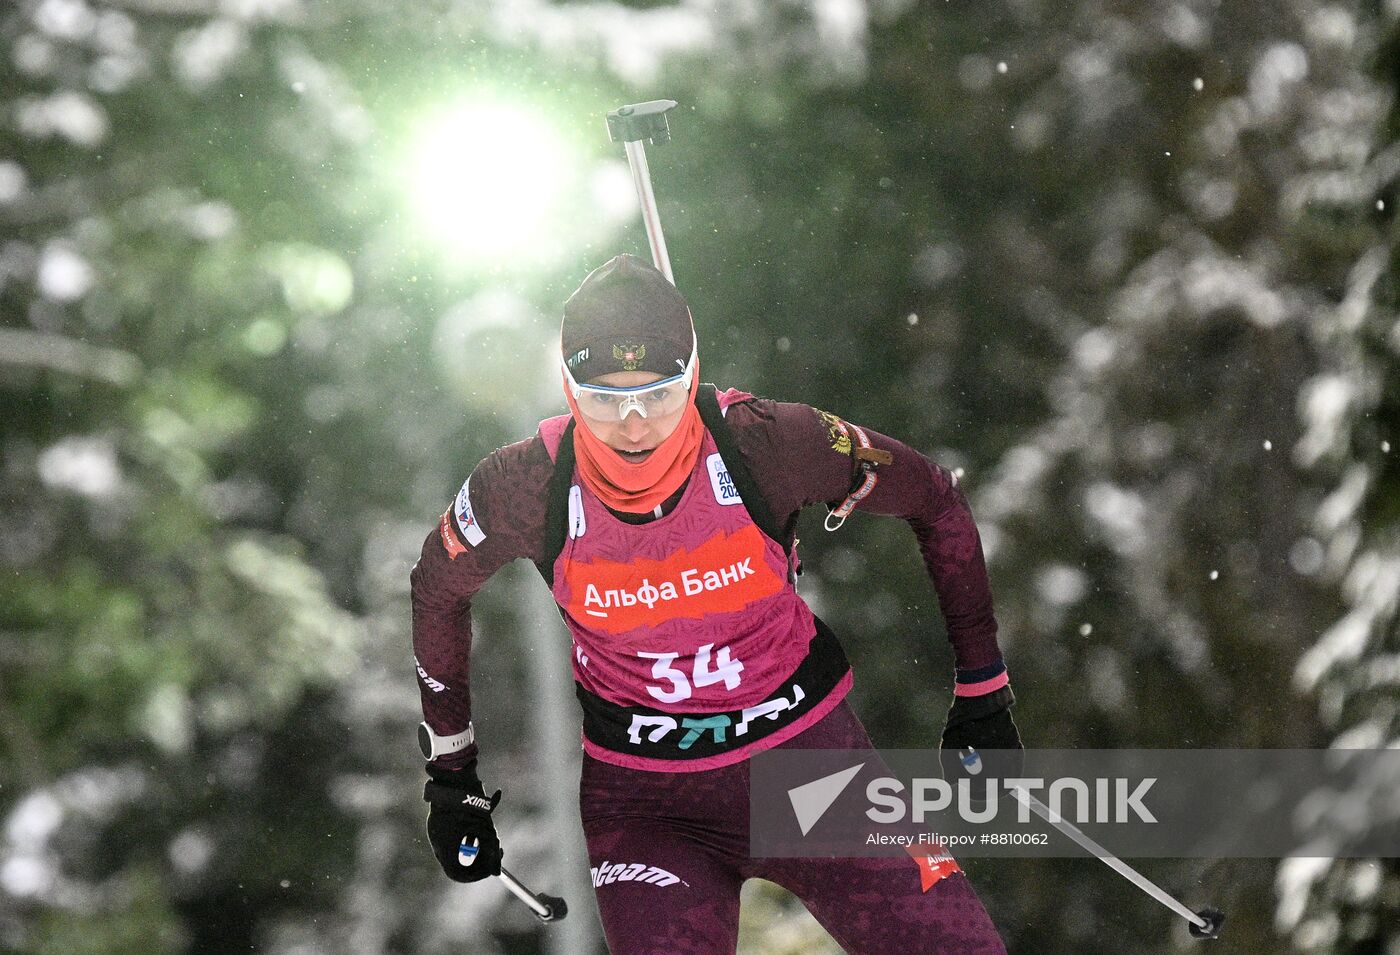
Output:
[459,838,568,922]
[606,99,678,283]
[500,865,569,923]
[960,748,1224,940]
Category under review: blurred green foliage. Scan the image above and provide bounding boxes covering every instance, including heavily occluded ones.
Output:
[2,1,1397,953]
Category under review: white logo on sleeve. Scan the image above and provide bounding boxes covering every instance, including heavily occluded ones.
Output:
[453,478,486,546]
[415,656,447,693]
[706,453,742,506]
[590,861,683,888]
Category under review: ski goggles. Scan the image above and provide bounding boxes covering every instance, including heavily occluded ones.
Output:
[562,334,697,423]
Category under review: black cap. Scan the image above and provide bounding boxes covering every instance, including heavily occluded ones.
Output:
[561,254,694,383]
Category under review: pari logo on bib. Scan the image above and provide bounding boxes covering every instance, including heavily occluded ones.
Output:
[561,523,784,635]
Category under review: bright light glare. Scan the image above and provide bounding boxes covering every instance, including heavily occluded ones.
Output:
[407,102,574,265]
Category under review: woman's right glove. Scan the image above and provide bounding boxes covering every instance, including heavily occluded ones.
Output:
[939,685,1023,783]
[424,760,503,883]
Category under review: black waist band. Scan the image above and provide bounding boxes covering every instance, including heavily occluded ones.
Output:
[576,616,850,761]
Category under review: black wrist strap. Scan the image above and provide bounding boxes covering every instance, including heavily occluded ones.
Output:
[425,759,481,792]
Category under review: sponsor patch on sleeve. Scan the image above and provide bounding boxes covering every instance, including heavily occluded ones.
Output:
[452,477,487,547]
[814,409,852,455]
[439,511,466,559]
[905,842,963,892]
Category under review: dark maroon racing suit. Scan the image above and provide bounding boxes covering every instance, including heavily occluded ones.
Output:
[412,392,1009,954]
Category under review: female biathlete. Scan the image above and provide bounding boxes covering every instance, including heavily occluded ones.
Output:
[411,253,1019,954]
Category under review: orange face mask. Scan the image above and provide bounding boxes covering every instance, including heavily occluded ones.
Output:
[563,362,705,514]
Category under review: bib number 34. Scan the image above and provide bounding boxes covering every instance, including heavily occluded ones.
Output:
[637,643,744,704]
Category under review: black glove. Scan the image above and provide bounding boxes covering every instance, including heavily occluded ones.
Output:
[424,761,503,883]
[939,686,1023,784]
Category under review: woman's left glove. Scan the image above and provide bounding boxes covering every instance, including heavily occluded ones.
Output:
[939,685,1023,782]
[424,760,503,883]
